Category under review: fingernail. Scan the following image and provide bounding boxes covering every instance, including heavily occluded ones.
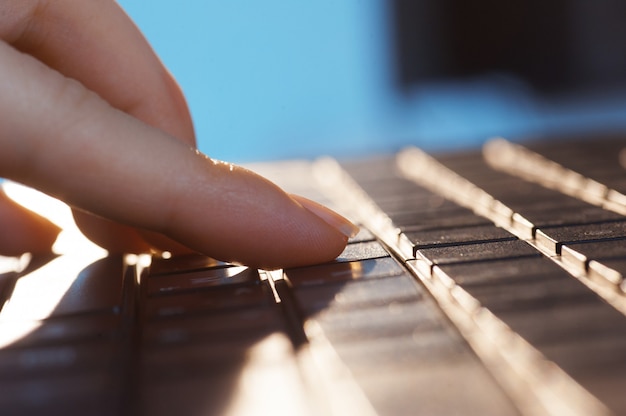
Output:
[291,194,360,238]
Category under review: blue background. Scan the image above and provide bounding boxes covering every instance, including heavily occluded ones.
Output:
[118,1,626,163]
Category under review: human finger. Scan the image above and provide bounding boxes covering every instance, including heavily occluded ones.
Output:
[1,0,195,252]
[0,41,357,269]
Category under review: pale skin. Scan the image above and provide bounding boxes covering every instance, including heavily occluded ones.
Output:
[0,0,358,270]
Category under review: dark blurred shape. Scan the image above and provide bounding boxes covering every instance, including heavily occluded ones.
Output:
[391,0,626,93]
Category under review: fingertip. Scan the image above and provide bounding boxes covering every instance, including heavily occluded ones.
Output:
[251,194,352,270]
[289,194,360,239]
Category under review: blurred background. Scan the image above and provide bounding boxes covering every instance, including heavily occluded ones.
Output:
[118,0,626,162]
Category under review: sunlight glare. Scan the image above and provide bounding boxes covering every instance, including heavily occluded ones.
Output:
[221,333,310,416]
[2,181,107,256]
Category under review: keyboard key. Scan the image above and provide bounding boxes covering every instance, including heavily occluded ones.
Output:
[353,357,518,416]
[561,239,626,270]
[535,221,626,255]
[145,266,259,296]
[0,314,121,349]
[417,239,540,269]
[304,301,445,343]
[285,257,405,287]
[142,308,284,347]
[143,281,273,320]
[406,224,515,254]
[294,275,423,315]
[140,333,316,416]
[0,371,125,415]
[512,205,624,239]
[0,341,122,376]
[0,255,127,321]
[149,254,228,276]
[335,241,390,262]
[436,256,563,288]
[589,258,626,287]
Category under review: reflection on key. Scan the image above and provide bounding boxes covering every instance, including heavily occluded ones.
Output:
[285,257,404,287]
[146,266,258,296]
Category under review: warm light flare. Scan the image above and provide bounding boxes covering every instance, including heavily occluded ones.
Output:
[2,181,106,256]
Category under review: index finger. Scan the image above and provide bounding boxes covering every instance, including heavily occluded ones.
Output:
[1,0,195,253]
[0,41,357,269]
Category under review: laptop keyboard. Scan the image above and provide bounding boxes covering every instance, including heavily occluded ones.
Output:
[2,136,626,415]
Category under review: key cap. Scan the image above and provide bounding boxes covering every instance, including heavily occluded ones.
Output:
[406,224,515,254]
[417,239,540,270]
[335,241,390,262]
[535,221,626,255]
[0,341,122,377]
[140,332,316,416]
[285,257,405,287]
[0,255,126,321]
[294,275,423,315]
[436,256,563,288]
[561,239,626,274]
[142,308,284,347]
[149,254,229,276]
[143,282,272,319]
[0,371,124,416]
[588,259,626,287]
[145,266,259,296]
[0,314,121,350]
[303,300,446,344]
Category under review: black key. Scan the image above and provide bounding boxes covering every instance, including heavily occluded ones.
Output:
[535,221,626,255]
[406,224,515,254]
[417,239,540,268]
[0,256,127,321]
[561,239,626,274]
[285,257,404,287]
[143,283,272,319]
[146,266,259,296]
[335,241,390,262]
[0,342,122,377]
[588,258,626,287]
[526,137,626,191]
[457,272,598,313]
[518,205,622,227]
[139,332,310,416]
[142,308,284,347]
[331,329,466,374]
[294,275,422,315]
[375,193,450,215]
[538,336,626,414]
[351,353,517,416]
[0,372,124,415]
[0,314,121,349]
[149,254,228,276]
[306,300,446,344]
[436,256,564,288]
[393,207,492,232]
[497,301,626,348]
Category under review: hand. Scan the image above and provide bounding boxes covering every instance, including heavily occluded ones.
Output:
[0,0,358,269]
